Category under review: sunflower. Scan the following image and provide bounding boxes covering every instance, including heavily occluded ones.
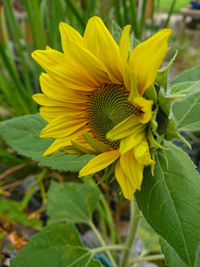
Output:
[32,16,171,200]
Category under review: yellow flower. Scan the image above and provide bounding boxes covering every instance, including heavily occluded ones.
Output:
[32,16,171,200]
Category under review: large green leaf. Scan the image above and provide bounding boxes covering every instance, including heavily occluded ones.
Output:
[47,181,100,224]
[160,238,188,267]
[0,114,93,171]
[169,66,200,132]
[172,88,200,132]
[10,221,101,267]
[135,141,200,266]
[170,66,200,86]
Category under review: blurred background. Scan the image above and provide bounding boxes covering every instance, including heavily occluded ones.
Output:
[0,0,200,266]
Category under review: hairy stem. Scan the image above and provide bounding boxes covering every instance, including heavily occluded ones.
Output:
[120,198,140,267]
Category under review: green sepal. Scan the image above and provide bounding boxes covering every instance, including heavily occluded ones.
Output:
[165,118,191,149]
[158,87,185,116]
[147,128,165,150]
[83,132,111,153]
[111,21,122,44]
[150,106,159,134]
[144,85,157,104]
[97,162,116,185]
[71,140,97,155]
[147,107,166,150]
[130,32,140,50]
[156,50,178,92]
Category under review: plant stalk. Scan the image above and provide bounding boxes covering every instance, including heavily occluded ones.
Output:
[91,245,126,254]
[119,198,140,267]
[90,221,118,267]
[129,254,164,264]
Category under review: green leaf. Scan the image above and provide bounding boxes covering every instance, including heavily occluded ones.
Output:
[170,81,200,95]
[160,238,188,267]
[169,67,200,132]
[111,21,122,44]
[47,181,100,224]
[170,66,200,86]
[10,221,101,267]
[0,114,93,172]
[111,21,140,50]
[172,88,200,132]
[135,141,200,266]
[156,50,178,92]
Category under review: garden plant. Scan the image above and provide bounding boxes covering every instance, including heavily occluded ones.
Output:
[0,1,200,267]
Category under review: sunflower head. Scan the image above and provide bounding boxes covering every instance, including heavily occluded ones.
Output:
[32,16,171,200]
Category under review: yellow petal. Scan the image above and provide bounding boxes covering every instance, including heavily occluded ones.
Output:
[64,38,110,84]
[59,22,83,53]
[120,25,131,71]
[120,128,146,154]
[107,115,140,141]
[32,48,97,91]
[43,126,90,156]
[40,73,87,103]
[79,149,120,177]
[43,138,71,157]
[128,29,171,95]
[40,116,88,139]
[120,150,144,190]
[40,106,86,122]
[32,94,86,109]
[83,16,123,83]
[128,72,140,100]
[115,160,136,200]
[133,97,153,124]
[134,138,155,165]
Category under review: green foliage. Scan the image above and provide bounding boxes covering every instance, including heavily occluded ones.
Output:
[136,141,200,266]
[170,66,200,132]
[111,21,123,44]
[10,221,101,267]
[0,114,93,172]
[10,180,102,267]
[0,198,41,230]
[160,239,188,267]
[170,66,200,86]
[172,88,200,132]
[47,181,100,224]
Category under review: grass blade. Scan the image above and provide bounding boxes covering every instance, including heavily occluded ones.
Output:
[129,0,139,38]
[163,0,176,28]
[113,0,123,27]
[3,0,33,93]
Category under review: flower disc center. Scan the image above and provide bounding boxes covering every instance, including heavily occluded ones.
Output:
[87,84,135,148]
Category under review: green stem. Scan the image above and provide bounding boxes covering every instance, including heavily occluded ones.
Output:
[91,245,126,254]
[89,221,117,267]
[119,198,140,267]
[100,194,121,244]
[129,254,164,264]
